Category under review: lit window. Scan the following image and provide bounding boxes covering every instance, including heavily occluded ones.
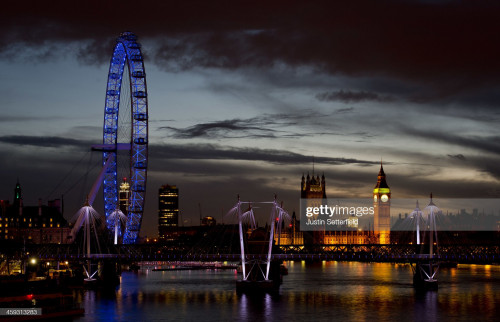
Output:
[50,224,53,228]
[57,224,60,228]
[50,218,52,222]
[43,224,46,228]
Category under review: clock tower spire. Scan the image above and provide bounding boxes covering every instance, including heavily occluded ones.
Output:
[373,161,391,244]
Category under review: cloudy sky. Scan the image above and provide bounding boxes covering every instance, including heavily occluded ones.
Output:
[1,0,500,237]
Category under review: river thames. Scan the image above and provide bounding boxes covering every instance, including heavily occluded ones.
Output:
[73,261,499,321]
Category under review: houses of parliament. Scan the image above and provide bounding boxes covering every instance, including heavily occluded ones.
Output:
[275,163,391,245]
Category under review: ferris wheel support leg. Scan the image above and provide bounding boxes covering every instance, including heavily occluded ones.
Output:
[87,155,114,206]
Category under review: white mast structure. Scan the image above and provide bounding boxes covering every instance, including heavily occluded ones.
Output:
[424,194,440,258]
[419,193,441,285]
[70,156,114,255]
[228,196,289,282]
[410,200,423,244]
[69,155,114,282]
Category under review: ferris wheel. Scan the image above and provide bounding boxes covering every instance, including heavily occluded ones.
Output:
[98,32,148,244]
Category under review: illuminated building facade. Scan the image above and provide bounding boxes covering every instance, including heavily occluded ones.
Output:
[301,172,326,244]
[0,181,71,244]
[158,184,179,240]
[274,172,325,246]
[274,211,303,245]
[301,173,326,199]
[119,178,130,216]
[276,166,391,246]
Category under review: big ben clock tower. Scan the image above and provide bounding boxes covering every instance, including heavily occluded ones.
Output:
[373,162,391,244]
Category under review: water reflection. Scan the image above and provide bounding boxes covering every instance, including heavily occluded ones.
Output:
[73,262,500,321]
[238,293,274,322]
[414,290,438,321]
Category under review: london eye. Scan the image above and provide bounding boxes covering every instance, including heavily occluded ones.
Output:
[98,32,148,244]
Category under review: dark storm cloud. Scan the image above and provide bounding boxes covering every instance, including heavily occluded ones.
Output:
[162,118,285,139]
[478,160,500,181]
[316,90,393,103]
[402,128,500,156]
[0,133,375,166]
[449,154,500,181]
[75,39,117,66]
[0,134,376,166]
[0,115,55,123]
[2,1,500,95]
[447,154,466,161]
[391,175,500,199]
[336,107,355,114]
[151,143,377,166]
[160,111,347,139]
[0,135,89,148]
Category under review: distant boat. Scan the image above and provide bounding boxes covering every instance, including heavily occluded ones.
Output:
[0,281,84,320]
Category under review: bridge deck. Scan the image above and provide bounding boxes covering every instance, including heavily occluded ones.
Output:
[3,243,498,264]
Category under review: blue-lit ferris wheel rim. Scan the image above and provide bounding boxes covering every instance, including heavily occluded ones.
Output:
[103,32,148,244]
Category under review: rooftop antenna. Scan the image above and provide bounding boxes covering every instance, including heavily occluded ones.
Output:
[312,156,315,176]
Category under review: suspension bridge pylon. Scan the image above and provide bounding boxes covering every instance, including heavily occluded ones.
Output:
[227,195,290,293]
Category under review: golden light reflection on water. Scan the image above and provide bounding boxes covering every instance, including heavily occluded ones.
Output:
[75,262,500,321]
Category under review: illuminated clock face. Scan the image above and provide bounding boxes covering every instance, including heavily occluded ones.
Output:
[373,195,377,202]
[381,194,389,202]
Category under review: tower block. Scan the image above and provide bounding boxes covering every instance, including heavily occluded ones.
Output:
[373,163,391,244]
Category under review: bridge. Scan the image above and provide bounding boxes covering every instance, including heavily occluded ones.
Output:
[13,243,500,264]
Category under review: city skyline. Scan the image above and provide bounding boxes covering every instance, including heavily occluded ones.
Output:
[1,1,500,237]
